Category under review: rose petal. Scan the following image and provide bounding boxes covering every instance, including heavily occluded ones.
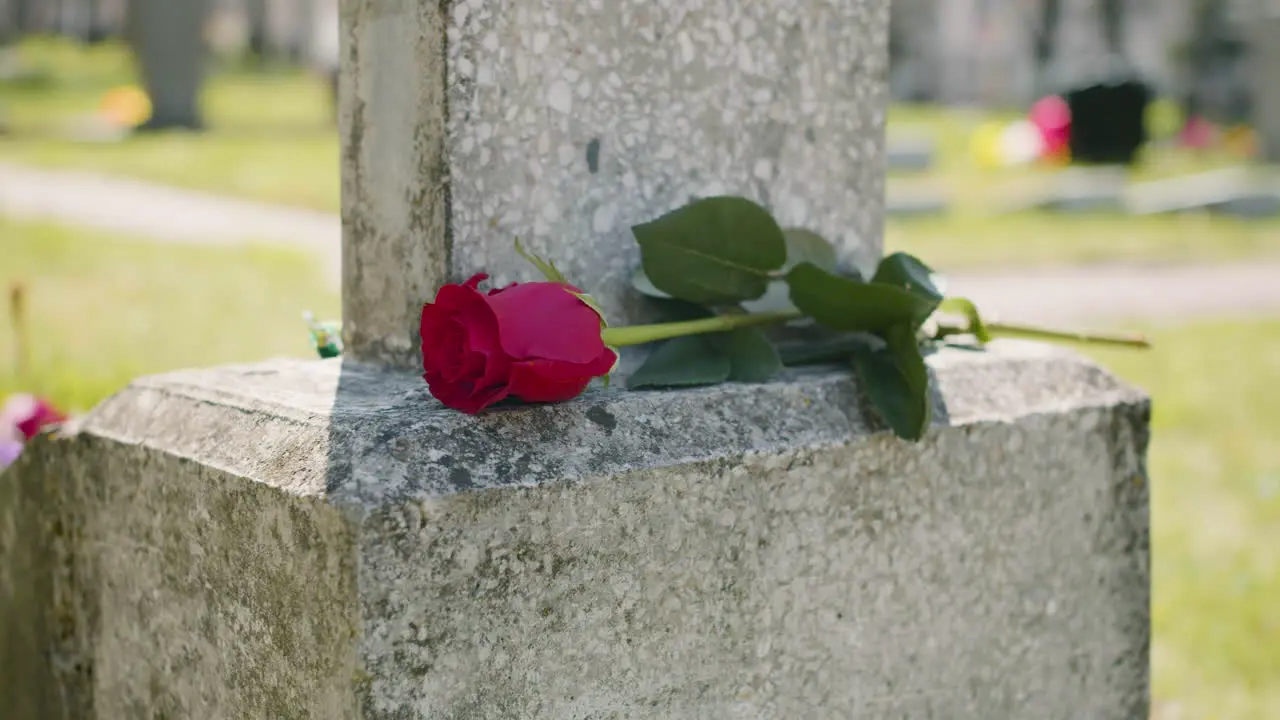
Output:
[485,283,607,364]
[420,278,515,412]
[422,281,509,386]
[425,371,510,414]
[506,348,617,403]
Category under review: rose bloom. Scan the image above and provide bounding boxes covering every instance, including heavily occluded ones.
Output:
[420,274,617,413]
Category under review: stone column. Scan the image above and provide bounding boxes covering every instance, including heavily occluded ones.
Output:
[340,0,886,367]
[125,0,208,130]
[0,0,1151,717]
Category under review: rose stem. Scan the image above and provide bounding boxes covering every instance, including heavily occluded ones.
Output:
[601,310,802,347]
[938,320,1151,348]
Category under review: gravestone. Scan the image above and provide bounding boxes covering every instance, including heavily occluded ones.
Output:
[1248,12,1280,163]
[125,0,208,130]
[0,1,1151,718]
[1127,167,1280,218]
[1065,78,1152,166]
[885,135,936,172]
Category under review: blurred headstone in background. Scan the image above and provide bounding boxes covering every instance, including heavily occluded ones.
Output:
[1066,79,1152,165]
[886,0,1224,109]
[1178,0,1252,127]
[1248,8,1280,163]
[244,0,269,58]
[126,0,209,131]
[310,0,338,115]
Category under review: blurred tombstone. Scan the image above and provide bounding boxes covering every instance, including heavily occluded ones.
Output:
[1126,167,1280,218]
[886,135,935,172]
[246,0,269,58]
[1248,12,1280,163]
[126,0,209,131]
[1180,0,1252,127]
[886,190,951,218]
[83,0,127,44]
[310,0,338,117]
[1065,77,1152,165]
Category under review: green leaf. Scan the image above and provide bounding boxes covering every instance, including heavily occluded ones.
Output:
[740,229,843,314]
[650,297,715,322]
[632,196,787,305]
[937,297,991,343]
[851,324,932,441]
[871,252,944,328]
[782,228,839,272]
[631,267,673,299]
[627,336,731,389]
[785,262,929,333]
[514,237,569,284]
[725,328,782,382]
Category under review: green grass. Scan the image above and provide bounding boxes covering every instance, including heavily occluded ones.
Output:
[886,212,1280,271]
[0,218,339,412]
[1088,321,1280,720]
[0,36,339,210]
[5,38,1280,270]
[885,103,1280,270]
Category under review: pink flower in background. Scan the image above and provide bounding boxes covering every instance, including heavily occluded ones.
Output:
[0,439,21,468]
[0,394,67,471]
[1029,95,1071,156]
[1178,116,1215,149]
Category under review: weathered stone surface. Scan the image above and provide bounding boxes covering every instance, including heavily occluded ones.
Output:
[2,341,1151,718]
[339,0,889,368]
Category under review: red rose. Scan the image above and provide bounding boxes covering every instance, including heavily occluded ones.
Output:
[419,274,617,413]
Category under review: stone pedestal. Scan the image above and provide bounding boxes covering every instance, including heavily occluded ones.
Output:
[3,343,1150,719]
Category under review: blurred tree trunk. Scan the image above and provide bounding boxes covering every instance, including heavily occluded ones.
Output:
[126,0,208,131]
[1033,0,1061,93]
[9,0,36,35]
[1099,0,1123,56]
[85,0,110,43]
[246,0,268,61]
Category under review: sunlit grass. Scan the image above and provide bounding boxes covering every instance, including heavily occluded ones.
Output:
[0,36,339,210]
[0,217,339,412]
[1089,321,1280,720]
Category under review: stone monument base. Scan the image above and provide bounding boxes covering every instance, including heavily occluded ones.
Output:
[1,341,1150,719]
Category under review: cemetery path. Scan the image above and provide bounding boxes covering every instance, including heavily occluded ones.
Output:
[947,262,1280,327]
[0,162,342,287]
[4,162,1280,326]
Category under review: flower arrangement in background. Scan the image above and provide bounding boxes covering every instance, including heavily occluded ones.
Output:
[0,394,67,472]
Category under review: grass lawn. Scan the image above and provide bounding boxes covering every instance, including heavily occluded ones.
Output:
[0,36,339,210]
[4,38,1280,271]
[1089,321,1280,720]
[886,212,1280,271]
[885,103,1280,270]
[0,218,338,412]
